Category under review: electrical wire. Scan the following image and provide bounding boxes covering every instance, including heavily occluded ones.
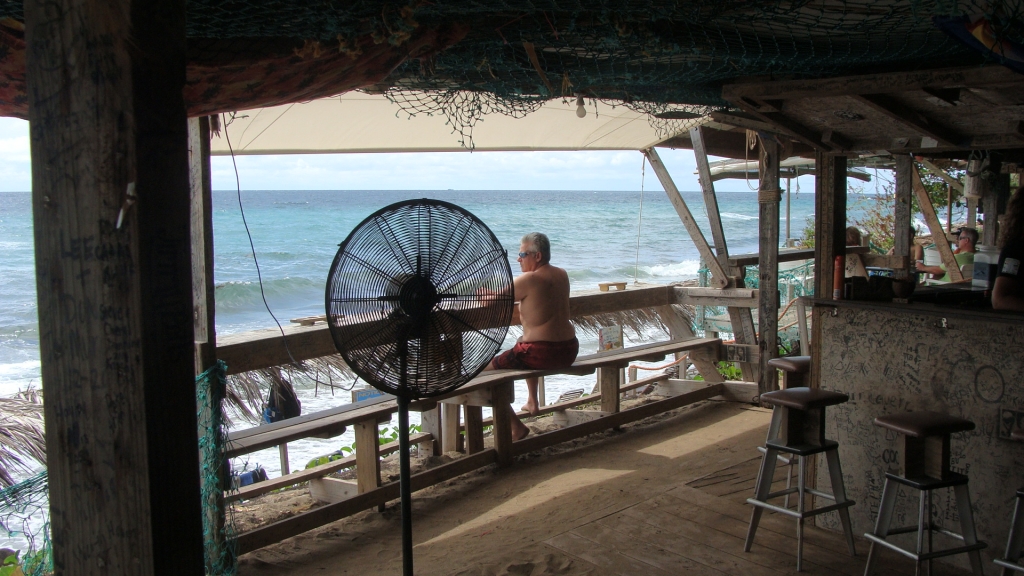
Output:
[222,113,299,368]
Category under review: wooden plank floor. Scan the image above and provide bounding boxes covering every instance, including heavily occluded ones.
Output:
[543,453,975,576]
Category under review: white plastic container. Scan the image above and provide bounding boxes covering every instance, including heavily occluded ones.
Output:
[923,244,941,266]
[973,244,999,291]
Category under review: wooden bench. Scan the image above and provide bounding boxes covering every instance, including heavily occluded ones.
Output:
[223,336,720,502]
[421,337,721,465]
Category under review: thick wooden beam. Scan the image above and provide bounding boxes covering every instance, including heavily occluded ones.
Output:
[982,173,1008,246]
[912,162,963,282]
[708,110,778,133]
[894,155,914,281]
[26,0,202,572]
[729,100,837,152]
[643,148,729,287]
[722,65,1022,102]
[188,116,226,571]
[852,94,962,148]
[757,137,781,395]
[691,126,732,275]
[919,158,965,194]
[813,153,846,300]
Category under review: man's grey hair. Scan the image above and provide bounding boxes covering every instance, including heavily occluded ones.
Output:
[959,227,979,245]
[521,232,551,263]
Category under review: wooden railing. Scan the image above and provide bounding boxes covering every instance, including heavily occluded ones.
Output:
[217,284,761,554]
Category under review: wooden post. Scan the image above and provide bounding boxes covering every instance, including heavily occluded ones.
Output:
[26,0,203,572]
[463,406,485,454]
[894,155,914,281]
[491,381,514,467]
[813,152,846,300]
[419,406,443,456]
[598,366,621,414]
[757,136,781,395]
[643,148,729,287]
[354,420,381,494]
[811,153,845,396]
[441,403,462,453]
[912,162,962,282]
[188,116,226,572]
[982,173,1005,246]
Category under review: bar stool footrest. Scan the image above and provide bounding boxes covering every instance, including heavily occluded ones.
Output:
[766,439,838,456]
[864,533,985,562]
[747,497,854,519]
[994,558,1024,573]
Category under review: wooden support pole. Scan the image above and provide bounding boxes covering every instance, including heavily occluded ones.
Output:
[442,403,462,453]
[643,148,729,287]
[490,382,514,467]
[813,152,846,300]
[463,406,485,454]
[912,162,963,282]
[982,174,1004,246]
[188,116,226,572]
[354,420,381,494]
[691,127,732,272]
[26,0,203,571]
[894,155,914,281]
[419,406,442,456]
[598,366,621,414]
[757,136,782,395]
[811,153,845,396]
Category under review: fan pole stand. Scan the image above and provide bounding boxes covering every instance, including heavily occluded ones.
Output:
[398,394,414,576]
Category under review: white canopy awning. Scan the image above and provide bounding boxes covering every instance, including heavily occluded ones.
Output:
[210,92,682,155]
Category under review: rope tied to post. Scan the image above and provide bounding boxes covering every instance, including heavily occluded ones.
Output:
[758,188,782,203]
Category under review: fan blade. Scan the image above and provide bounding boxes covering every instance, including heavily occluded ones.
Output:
[336,252,405,291]
[434,249,509,294]
[375,216,417,273]
[435,308,505,346]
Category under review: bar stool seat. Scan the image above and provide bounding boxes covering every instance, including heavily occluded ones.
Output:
[994,429,1024,575]
[745,387,856,571]
[864,411,986,576]
[768,356,811,389]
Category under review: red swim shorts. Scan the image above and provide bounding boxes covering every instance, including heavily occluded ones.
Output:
[492,338,579,370]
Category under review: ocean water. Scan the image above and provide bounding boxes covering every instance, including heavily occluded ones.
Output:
[0,188,821,493]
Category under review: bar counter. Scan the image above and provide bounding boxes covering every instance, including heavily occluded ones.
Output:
[812,297,1024,570]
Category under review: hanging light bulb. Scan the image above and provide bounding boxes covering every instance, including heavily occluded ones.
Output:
[575,95,586,118]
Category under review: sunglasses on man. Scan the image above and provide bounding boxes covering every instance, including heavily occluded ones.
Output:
[518,251,536,258]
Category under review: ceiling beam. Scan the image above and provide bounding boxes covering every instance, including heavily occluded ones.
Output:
[709,110,777,133]
[731,98,848,152]
[851,94,963,148]
[722,65,1022,102]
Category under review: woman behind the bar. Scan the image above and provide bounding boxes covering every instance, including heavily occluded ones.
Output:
[992,185,1024,310]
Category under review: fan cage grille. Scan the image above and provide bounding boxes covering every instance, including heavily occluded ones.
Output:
[326,200,514,398]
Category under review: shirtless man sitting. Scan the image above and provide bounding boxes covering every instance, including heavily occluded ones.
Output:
[481,232,578,441]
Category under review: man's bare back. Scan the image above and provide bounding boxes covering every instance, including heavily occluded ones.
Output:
[515,260,574,343]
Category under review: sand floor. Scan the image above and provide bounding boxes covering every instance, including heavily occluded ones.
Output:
[233,398,974,576]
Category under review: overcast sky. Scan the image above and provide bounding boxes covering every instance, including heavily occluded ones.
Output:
[0,116,820,193]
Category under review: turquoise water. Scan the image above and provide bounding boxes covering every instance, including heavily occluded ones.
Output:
[0,188,822,493]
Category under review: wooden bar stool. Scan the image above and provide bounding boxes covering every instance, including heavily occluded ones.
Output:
[756,356,813,508]
[769,355,811,389]
[995,429,1024,575]
[864,411,986,576]
[745,387,857,571]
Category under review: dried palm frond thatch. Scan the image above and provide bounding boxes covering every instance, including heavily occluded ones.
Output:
[0,389,46,489]
[225,354,354,426]
[571,304,695,342]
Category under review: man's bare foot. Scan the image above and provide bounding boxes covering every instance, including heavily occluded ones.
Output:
[520,399,540,415]
[512,423,531,441]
